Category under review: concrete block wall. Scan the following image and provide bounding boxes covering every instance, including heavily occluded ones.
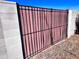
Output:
[68,10,79,38]
[0,1,23,59]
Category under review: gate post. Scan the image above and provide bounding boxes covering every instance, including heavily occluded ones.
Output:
[0,1,23,59]
[67,10,79,38]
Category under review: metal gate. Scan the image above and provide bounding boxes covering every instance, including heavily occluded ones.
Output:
[18,5,68,59]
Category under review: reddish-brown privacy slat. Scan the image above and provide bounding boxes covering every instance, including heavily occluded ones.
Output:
[29,7,33,33]
[25,35,30,56]
[58,11,62,26]
[54,28,61,43]
[19,10,25,35]
[18,6,68,59]
[37,8,41,31]
[51,10,55,28]
[23,36,27,57]
[54,11,59,27]
[22,9,28,35]
[44,10,48,29]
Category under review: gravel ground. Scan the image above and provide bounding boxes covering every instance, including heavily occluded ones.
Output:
[30,35,79,59]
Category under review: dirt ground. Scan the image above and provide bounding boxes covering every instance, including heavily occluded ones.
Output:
[30,35,79,59]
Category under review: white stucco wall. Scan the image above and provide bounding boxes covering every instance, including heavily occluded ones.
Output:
[0,1,23,59]
[68,10,79,38]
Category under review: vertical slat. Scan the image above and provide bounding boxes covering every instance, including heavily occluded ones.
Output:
[19,6,27,57]
[23,7,28,57]
[26,7,31,34]
[19,7,25,35]
[35,8,38,53]
[39,8,42,50]
[37,8,40,52]
[54,28,61,43]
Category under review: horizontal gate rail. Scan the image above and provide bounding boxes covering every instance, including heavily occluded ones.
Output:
[17,5,68,59]
[21,24,68,35]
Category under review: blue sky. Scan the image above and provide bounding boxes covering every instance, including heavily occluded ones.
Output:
[6,0,79,10]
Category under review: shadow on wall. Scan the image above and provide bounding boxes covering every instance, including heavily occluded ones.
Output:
[75,14,79,34]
